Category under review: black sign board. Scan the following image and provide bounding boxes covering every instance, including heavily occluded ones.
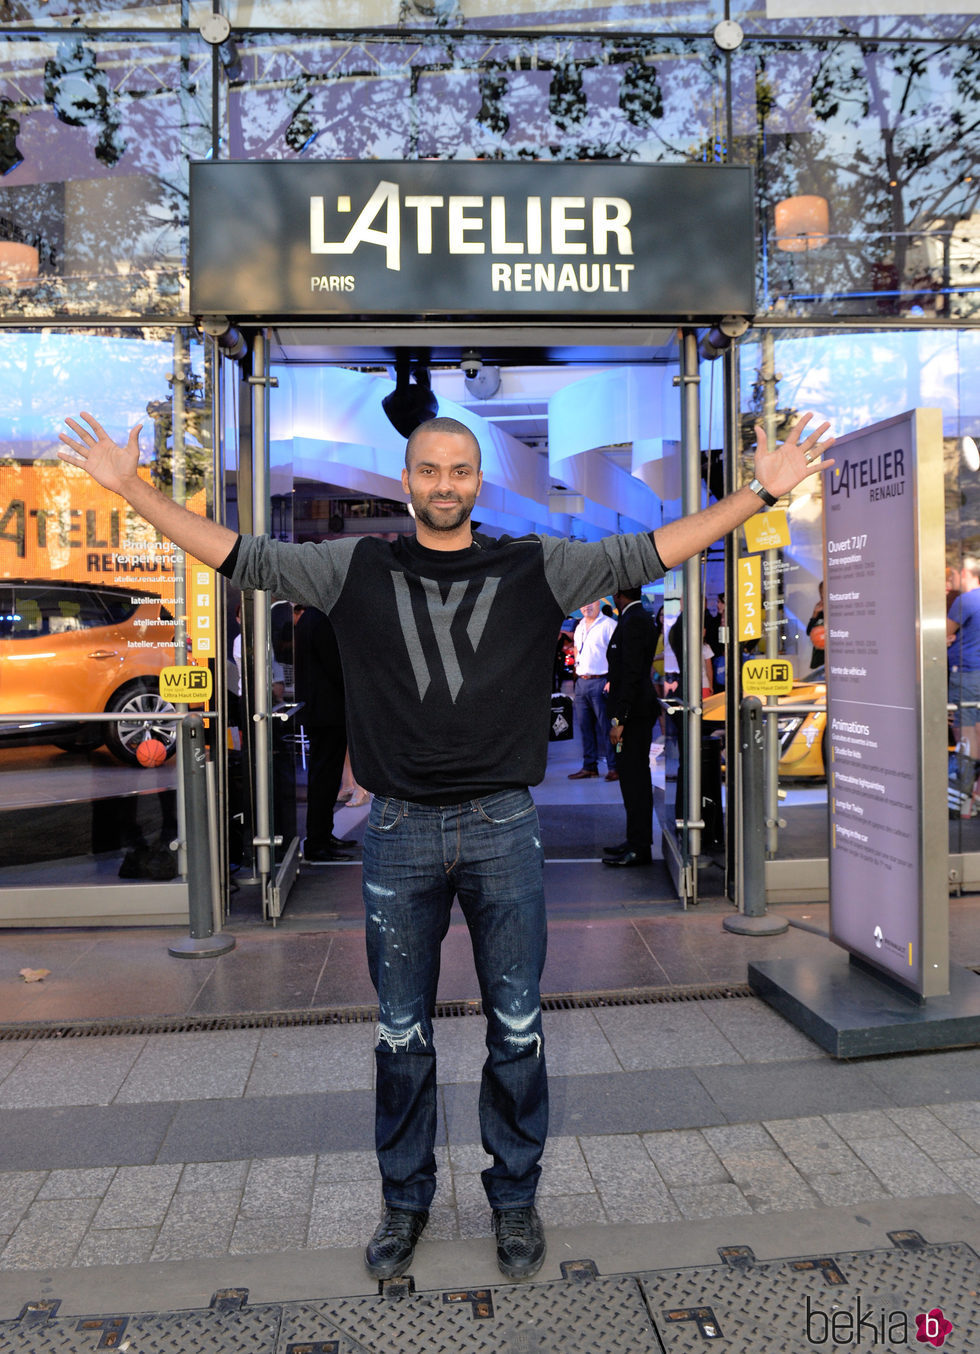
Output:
[189,161,755,322]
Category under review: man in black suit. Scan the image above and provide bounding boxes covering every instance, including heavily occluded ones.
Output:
[294,605,355,863]
[603,587,661,867]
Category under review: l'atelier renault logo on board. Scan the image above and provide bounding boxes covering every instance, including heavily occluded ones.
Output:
[310,179,636,274]
[189,160,756,318]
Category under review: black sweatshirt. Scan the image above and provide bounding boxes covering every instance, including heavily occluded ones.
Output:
[226,529,664,804]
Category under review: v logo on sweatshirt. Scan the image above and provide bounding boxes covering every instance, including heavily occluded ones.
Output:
[391,572,501,702]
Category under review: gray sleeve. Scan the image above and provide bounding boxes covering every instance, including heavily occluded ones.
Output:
[230,534,360,613]
[539,531,666,615]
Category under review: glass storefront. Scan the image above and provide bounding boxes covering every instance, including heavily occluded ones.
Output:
[0,5,977,918]
[0,327,214,923]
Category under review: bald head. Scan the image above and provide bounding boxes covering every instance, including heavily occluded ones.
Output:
[406,417,482,470]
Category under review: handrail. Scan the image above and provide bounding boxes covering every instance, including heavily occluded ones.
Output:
[0,711,194,724]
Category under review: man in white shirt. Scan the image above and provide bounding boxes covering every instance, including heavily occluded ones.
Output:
[569,599,618,780]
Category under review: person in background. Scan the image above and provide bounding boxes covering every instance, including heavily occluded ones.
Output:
[806,580,825,669]
[293,605,356,863]
[569,599,618,782]
[603,587,660,867]
[948,558,980,816]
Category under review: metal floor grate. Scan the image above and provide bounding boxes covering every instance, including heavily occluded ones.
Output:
[0,981,753,1042]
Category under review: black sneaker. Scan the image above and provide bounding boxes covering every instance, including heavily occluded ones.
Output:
[492,1205,546,1279]
[364,1206,428,1279]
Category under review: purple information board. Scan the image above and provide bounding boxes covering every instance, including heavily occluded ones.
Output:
[823,409,949,997]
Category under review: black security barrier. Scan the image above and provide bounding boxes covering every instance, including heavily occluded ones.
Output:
[169,713,236,958]
[723,696,788,937]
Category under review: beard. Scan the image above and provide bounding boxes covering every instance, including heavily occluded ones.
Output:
[412,491,474,534]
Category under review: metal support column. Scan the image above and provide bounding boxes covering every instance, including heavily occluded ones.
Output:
[759,330,782,856]
[724,697,788,936]
[722,342,743,903]
[678,328,703,905]
[247,332,279,917]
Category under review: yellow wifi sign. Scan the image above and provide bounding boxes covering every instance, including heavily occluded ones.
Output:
[159,666,212,703]
[742,658,794,696]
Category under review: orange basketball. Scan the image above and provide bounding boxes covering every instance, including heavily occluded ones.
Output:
[810,624,826,649]
[136,737,168,767]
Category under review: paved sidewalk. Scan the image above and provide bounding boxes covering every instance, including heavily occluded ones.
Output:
[0,985,977,1316]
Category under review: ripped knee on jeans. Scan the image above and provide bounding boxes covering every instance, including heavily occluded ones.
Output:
[376,1020,428,1052]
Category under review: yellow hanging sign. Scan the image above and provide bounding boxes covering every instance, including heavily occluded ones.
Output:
[737,555,763,642]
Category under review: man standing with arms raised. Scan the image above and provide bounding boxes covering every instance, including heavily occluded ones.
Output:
[59,408,833,1283]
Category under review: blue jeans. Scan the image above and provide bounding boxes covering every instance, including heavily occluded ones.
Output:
[362,788,548,1213]
[574,675,612,771]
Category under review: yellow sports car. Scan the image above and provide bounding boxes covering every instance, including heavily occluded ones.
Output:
[702,666,827,780]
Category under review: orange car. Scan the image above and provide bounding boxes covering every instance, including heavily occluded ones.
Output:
[0,579,178,765]
[702,666,828,779]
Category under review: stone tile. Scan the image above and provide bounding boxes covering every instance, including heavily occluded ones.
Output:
[541,1010,621,1077]
[933,1101,980,1152]
[596,1168,681,1224]
[308,1181,382,1249]
[940,1158,980,1203]
[824,1109,898,1142]
[0,1045,30,1085]
[519,1068,728,1138]
[449,1143,492,1176]
[885,1107,977,1162]
[850,1137,961,1198]
[808,1170,891,1207]
[538,1136,593,1196]
[762,1116,862,1175]
[702,1124,777,1155]
[642,1130,730,1187]
[92,1163,182,1229]
[0,1197,97,1269]
[0,1038,146,1109]
[538,1193,606,1227]
[669,1183,753,1220]
[423,1204,460,1241]
[696,1062,893,1125]
[451,1173,489,1211]
[580,1133,652,1182]
[0,1171,45,1231]
[457,1200,492,1240]
[240,1155,316,1220]
[115,1030,261,1103]
[151,1189,241,1261]
[73,1227,158,1267]
[314,1149,379,1184]
[246,1025,373,1096]
[714,1150,819,1213]
[698,998,826,1062]
[230,1214,309,1255]
[37,1167,116,1201]
[0,1103,176,1172]
[864,1050,980,1109]
[179,1160,250,1194]
[594,1003,742,1070]
[158,1090,376,1161]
